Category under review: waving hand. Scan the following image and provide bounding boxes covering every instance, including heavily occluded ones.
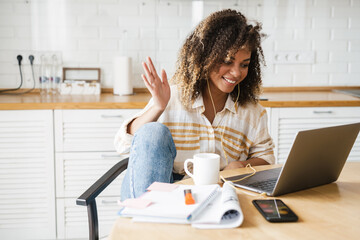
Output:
[141,57,170,111]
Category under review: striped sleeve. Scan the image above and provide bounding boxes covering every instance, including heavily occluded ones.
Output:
[248,108,275,164]
[113,98,154,154]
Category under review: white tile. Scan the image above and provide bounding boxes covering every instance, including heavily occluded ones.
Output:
[62,51,98,64]
[350,17,360,28]
[330,73,360,85]
[159,39,183,51]
[312,40,348,51]
[0,38,31,50]
[101,27,138,39]
[99,3,138,16]
[139,0,156,17]
[0,15,30,26]
[275,17,312,29]
[78,39,118,51]
[314,0,351,7]
[313,62,348,73]
[315,51,330,63]
[14,2,31,14]
[0,27,14,37]
[293,73,329,86]
[349,62,360,72]
[66,27,99,39]
[312,17,348,29]
[78,16,118,27]
[0,2,13,13]
[0,75,18,88]
[275,40,312,51]
[140,28,156,39]
[262,72,294,87]
[0,62,17,74]
[330,51,360,63]
[333,29,360,40]
[157,2,179,16]
[349,40,360,51]
[99,51,138,63]
[118,16,155,27]
[333,7,360,18]
[296,6,331,18]
[14,26,31,38]
[64,3,98,16]
[119,39,156,51]
[275,64,312,73]
[295,29,331,40]
[158,16,191,28]
[156,28,179,39]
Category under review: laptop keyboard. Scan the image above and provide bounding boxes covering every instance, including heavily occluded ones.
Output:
[246,178,278,192]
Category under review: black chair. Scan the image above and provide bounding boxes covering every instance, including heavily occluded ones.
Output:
[76,157,129,240]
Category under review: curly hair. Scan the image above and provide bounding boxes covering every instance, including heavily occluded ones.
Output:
[171,9,266,108]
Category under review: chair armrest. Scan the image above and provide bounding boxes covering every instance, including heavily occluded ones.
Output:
[76,157,129,206]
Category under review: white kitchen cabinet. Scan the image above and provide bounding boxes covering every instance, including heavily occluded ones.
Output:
[54,109,137,239]
[54,109,139,152]
[270,107,360,163]
[0,110,56,239]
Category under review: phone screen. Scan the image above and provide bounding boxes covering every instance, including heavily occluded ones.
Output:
[252,199,298,222]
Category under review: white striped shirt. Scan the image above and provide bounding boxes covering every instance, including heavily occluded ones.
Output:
[114,85,275,175]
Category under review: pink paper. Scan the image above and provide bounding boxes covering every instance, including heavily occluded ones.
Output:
[146,182,178,192]
[118,198,152,209]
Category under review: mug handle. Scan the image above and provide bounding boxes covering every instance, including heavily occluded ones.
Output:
[184,159,194,178]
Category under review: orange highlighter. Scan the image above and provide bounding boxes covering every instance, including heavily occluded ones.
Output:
[184,189,195,205]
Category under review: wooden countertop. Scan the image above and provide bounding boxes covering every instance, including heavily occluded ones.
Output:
[0,87,359,110]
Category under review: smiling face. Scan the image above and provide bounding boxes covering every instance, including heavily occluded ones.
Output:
[208,48,251,97]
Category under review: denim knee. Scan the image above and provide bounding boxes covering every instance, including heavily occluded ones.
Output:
[134,122,176,159]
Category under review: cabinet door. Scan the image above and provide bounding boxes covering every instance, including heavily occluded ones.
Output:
[271,107,360,163]
[54,109,139,152]
[0,110,56,239]
[55,152,126,198]
[55,152,126,239]
[56,197,119,239]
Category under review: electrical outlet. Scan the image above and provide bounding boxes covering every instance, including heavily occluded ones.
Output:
[273,51,315,64]
[14,51,62,66]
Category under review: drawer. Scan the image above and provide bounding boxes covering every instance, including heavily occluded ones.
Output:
[54,109,139,152]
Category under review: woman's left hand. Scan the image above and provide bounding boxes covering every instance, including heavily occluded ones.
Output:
[223,161,245,170]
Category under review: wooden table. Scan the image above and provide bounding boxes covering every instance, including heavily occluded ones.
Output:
[109,162,360,240]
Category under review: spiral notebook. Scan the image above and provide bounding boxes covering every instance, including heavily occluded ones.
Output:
[118,182,243,229]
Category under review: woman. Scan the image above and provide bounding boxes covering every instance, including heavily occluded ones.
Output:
[115,9,275,200]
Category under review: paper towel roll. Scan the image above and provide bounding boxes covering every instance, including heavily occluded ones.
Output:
[113,56,133,95]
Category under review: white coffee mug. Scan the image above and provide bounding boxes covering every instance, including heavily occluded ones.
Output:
[184,153,220,185]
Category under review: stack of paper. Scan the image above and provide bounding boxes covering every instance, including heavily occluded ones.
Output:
[118,182,243,229]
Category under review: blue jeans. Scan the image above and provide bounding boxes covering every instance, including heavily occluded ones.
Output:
[120,122,178,200]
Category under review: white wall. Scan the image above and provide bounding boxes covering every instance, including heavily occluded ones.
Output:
[0,0,359,90]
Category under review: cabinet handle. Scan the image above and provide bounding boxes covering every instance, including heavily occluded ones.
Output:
[101,114,123,119]
[313,111,333,114]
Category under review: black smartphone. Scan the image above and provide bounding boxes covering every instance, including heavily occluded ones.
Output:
[252,199,298,222]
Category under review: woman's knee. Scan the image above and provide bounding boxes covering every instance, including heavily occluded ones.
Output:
[134,122,176,157]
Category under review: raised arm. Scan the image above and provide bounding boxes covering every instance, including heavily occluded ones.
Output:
[127,57,171,135]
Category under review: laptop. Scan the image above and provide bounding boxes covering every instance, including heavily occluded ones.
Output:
[225,122,360,196]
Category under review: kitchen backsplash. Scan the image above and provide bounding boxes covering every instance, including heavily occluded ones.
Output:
[0,0,359,89]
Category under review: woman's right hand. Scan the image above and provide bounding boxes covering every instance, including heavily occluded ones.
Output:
[141,57,170,111]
